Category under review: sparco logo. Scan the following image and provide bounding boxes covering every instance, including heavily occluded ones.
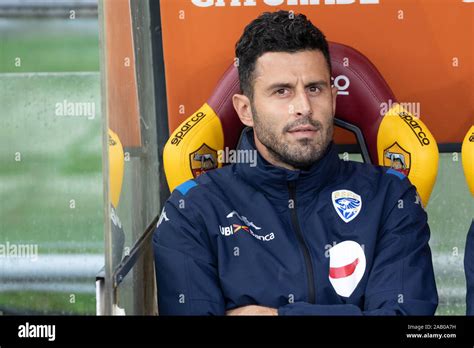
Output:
[192,0,380,7]
[398,112,430,146]
[171,111,206,146]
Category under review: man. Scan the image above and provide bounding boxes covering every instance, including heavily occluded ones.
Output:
[153,10,438,315]
[465,221,474,315]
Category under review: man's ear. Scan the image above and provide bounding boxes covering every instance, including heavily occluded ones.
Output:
[331,85,338,116]
[232,93,254,127]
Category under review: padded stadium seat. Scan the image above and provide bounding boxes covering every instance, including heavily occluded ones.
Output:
[462,126,474,197]
[164,42,439,206]
[109,129,124,209]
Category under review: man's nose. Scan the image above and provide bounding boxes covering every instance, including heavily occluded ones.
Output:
[292,91,312,117]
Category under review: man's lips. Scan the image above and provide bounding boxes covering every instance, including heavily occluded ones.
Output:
[288,126,318,133]
[287,126,319,137]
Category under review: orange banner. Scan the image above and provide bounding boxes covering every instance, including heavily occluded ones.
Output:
[103,0,141,147]
[159,0,472,145]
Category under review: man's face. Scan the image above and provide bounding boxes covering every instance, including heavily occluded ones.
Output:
[247,50,337,169]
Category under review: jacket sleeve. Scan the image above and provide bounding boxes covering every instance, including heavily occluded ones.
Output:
[152,191,225,315]
[279,184,438,316]
[464,220,474,315]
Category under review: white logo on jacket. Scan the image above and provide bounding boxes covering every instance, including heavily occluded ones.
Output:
[226,210,261,230]
[156,208,169,228]
[328,241,366,297]
[219,211,275,242]
[331,190,362,223]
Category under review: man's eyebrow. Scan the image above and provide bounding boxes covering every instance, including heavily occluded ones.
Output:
[266,80,329,91]
[306,80,329,87]
[265,82,293,92]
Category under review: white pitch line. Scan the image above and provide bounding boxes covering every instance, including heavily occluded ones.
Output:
[0,72,99,78]
[0,282,95,294]
[0,254,103,280]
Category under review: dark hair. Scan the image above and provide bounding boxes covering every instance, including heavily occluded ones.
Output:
[235,10,331,98]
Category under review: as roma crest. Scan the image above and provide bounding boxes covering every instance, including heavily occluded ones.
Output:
[189,143,218,178]
[383,142,411,176]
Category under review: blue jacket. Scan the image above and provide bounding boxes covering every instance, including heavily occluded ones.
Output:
[153,128,438,315]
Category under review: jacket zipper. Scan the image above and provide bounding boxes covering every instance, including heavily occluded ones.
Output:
[288,181,316,304]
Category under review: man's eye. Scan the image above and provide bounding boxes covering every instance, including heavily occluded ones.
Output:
[275,89,288,95]
[309,86,321,93]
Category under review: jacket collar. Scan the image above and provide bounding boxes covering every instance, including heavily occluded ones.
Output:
[234,128,341,201]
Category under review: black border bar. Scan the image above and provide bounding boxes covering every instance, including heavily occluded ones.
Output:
[1,316,474,345]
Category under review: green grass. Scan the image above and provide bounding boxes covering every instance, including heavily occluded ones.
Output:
[0,72,103,314]
[427,153,473,315]
[0,18,100,72]
[0,35,100,72]
[0,18,102,315]
[0,291,95,315]
[0,73,103,250]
